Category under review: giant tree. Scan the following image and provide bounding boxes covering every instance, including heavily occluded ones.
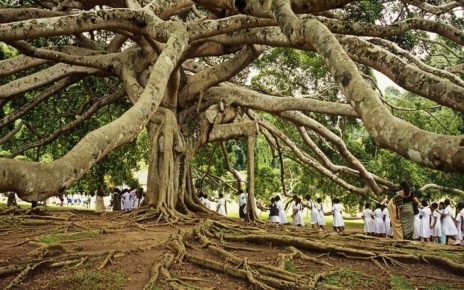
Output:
[1,0,463,222]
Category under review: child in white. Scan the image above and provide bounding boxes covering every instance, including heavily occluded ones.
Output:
[292,197,304,226]
[413,211,421,240]
[216,193,227,216]
[306,195,319,230]
[419,200,431,242]
[383,205,392,237]
[316,198,326,231]
[454,202,464,245]
[373,203,386,236]
[332,198,344,233]
[442,199,458,244]
[275,195,287,224]
[430,203,442,244]
[361,204,374,235]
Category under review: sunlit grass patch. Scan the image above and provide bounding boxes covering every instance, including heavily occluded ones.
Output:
[62,270,127,290]
[321,268,373,288]
[37,230,99,244]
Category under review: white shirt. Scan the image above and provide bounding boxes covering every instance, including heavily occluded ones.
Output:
[239,192,248,207]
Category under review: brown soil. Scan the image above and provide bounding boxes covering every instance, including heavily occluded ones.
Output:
[1,209,463,290]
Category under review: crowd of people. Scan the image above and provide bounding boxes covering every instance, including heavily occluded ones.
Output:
[385,181,464,245]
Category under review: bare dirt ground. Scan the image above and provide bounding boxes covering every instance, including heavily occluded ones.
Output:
[1,208,463,290]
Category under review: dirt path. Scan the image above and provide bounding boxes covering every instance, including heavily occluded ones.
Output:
[1,209,463,290]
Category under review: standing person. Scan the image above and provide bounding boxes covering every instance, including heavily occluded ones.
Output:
[121,189,132,211]
[413,203,421,240]
[373,203,386,237]
[361,203,374,235]
[316,198,326,231]
[275,195,288,225]
[202,192,211,209]
[216,193,227,216]
[7,192,17,207]
[269,197,280,223]
[238,189,247,219]
[437,202,447,245]
[136,187,144,208]
[430,203,442,244]
[66,194,73,206]
[442,199,458,244]
[95,187,105,213]
[112,188,122,211]
[305,195,319,230]
[390,181,419,240]
[383,204,392,238]
[332,198,344,233]
[419,200,431,242]
[292,197,304,227]
[454,202,464,245]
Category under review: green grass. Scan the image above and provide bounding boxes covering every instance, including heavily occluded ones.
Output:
[390,275,414,290]
[321,268,372,288]
[284,259,296,273]
[63,270,127,290]
[426,283,450,290]
[37,230,99,244]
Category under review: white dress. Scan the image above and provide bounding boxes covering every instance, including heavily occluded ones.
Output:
[419,206,431,238]
[456,209,464,241]
[413,213,420,239]
[383,208,392,236]
[122,192,131,210]
[270,201,280,223]
[217,197,226,216]
[276,200,287,224]
[362,209,374,233]
[431,210,442,237]
[332,204,344,227]
[442,206,458,236]
[292,203,304,226]
[317,203,325,226]
[373,208,386,234]
[308,199,319,225]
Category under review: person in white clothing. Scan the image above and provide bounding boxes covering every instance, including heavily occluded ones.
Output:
[238,189,247,219]
[419,200,431,242]
[121,189,132,211]
[361,203,374,235]
[292,197,304,226]
[454,202,464,245]
[332,198,344,233]
[373,203,386,236]
[216,193,227,216]
[442,199,458,244]
[316,198,325,231]
[382,204,392,237]
[269,197,280,223]
[275,195,287,225]
[202,193,211,209]
[430,203,442,244]
[305,195,319,230]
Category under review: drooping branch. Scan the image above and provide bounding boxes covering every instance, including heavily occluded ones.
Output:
[253,114,369,195]
[0,55,49,77]
[419,184,464,196]
[269,1,464,172]
[179,45,263,103]
[4,90,126,158]
[0,121,25,146]
[220,141,244,190]
[339,35,464,112]
[0,77,79,129]
[279,111,392,190]
[0,64,99,101]
[203,85,358,117]
[401,0,464,15]
[0,30,189,200]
